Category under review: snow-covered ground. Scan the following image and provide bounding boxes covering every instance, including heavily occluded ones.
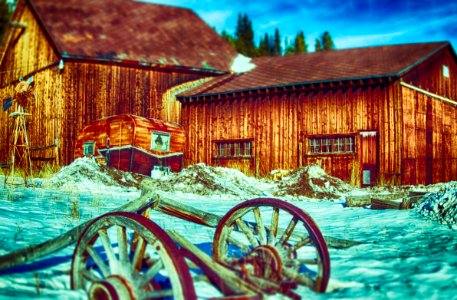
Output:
[0,158,456,299]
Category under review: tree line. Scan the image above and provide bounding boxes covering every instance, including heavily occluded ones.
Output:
[221,13,335,58]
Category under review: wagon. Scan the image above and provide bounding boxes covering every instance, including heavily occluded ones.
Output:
[0,183,338,299]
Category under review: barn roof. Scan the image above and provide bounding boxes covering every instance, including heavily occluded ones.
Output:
[179,42,452,98]
[27,0,237,72]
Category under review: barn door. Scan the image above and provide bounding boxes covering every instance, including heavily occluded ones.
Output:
[359,131,378,186]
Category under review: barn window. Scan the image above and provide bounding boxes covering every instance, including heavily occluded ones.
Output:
[443,65,449,78]
[308,136,355,154]
[151,132,170,152]
[83,142,95,156]
[215,140,252,158]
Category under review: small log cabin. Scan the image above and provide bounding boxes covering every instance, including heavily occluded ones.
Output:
[178,42,457,186]
[74,114,185,175]
[0,0,236,167]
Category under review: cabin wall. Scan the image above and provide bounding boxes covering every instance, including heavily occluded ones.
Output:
[0,1,62,166]
[400,46,457,185]
[181,83,402,184]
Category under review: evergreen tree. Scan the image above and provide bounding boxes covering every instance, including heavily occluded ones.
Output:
[272,28,281,56]
[235,13,256,57]
[294,31,307,54]
[221,29,236,49]
[315,38,322,52]
[0,0,12,43]
[284,37,295,56]
[258,33,270,56]
[321,31,335,51]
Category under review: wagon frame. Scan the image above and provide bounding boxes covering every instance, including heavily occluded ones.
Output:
[0,183,358,299]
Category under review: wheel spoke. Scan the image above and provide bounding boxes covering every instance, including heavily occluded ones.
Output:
[82,269,101,282]
[282,266,314,287]
[139,255,164,288]
[268,207,279,245]
[117,225,130,267]
[253,207,267,245]
[86,245,110,278]
[235,218,259,247]
[286,236,312,257]
[285,258,318,267]
[142,289,174,299]
[98,228,118,273]
[132,236,147,272]
[276,217,298,247]
[227,235,251,253]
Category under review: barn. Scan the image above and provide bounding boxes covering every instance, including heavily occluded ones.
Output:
[0,0,237,167]
[178,42,457,186]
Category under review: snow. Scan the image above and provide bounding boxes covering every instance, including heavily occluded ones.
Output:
[230,54,256,73]
[0,158,456,299]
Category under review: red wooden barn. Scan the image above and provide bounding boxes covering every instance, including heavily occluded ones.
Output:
[0,0,236,167]
[178,42,457,186]
[74,114,185,175]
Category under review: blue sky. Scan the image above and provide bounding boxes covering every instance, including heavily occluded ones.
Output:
[142,0,457,52]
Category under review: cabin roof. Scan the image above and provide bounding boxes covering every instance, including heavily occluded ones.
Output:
[178,42,452,98]
[27,0,237,72]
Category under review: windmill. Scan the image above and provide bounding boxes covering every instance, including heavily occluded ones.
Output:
[3,77,34,187]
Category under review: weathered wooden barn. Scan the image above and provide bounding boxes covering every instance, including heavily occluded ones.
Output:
[0,0,236,166]
[178,42,457,186]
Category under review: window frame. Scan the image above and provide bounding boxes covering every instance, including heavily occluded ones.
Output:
[83,141,95,156]
[213,139,253,159]
[307,135,355,155]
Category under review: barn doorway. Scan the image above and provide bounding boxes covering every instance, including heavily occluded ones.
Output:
[359,131,378,186]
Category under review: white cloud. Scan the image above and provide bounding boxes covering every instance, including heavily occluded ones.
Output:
[334,31,408,49]
[197,9,233,31]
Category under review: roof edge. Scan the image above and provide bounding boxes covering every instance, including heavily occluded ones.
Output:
[178,74,397,101]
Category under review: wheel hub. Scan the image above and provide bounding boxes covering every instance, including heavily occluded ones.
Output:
[238,245,283,282]
[89,275,135,300]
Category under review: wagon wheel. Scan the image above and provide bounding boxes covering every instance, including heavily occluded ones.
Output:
[213,198,330,296]
[71,211,196,300]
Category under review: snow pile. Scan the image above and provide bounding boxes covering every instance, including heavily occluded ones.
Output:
[142,163,273,198]
[274,164,352,199]
[416,188,457,227]
[230,54,256,73]
[46,157,142,192]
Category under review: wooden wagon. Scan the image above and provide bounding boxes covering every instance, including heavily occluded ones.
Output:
[0,182,346,299]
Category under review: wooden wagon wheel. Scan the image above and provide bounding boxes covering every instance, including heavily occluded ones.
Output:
[71,212,196,300]
[213,198,330,297]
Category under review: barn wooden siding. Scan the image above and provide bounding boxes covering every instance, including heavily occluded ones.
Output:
[400,46,457,185]
[0,2,212,167]
[181,82,401,183]
[181,45,457,186]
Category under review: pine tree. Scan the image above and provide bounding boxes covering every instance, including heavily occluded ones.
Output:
[221,29,236,49]
[272,28,281,56]
[315,38,322,52]
[284,37,295,56]
[295,31,307,54]
[258,33,270,56]
[321,31,335,51]
[235,13,256,57]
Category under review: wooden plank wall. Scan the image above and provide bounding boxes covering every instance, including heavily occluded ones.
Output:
[181,83,402,184]
[0,2,61,166]
[401,45,457,185]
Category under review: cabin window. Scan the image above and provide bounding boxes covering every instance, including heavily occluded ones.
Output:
[215,140,252,158]
[443,65,450,78]
[308,136,355,154]
[83,142,95,156]
[151,132,170,152]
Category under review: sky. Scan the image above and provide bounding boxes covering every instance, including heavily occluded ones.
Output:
[141,0,457,52]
